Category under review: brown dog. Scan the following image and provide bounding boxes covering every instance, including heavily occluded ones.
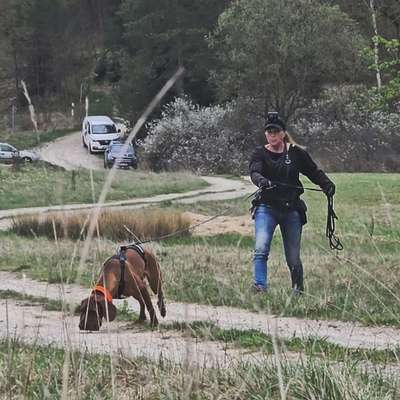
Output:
[79,246,166,331]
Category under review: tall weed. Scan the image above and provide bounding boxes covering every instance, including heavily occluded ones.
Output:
[10,209,191,242]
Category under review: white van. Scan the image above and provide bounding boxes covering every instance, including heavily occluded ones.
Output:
[81,116,121,153]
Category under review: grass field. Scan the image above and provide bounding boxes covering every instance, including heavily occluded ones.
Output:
[0,172,399,398]
[0,163,208,209]
[1,173,399,327]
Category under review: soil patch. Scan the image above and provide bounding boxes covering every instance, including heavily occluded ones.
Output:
[183,212,253,236]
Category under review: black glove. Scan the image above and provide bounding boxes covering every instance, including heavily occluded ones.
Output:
[258,178,273,190]
[323,182,336,197]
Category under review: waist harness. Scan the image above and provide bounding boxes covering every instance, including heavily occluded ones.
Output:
[250,189,307,225]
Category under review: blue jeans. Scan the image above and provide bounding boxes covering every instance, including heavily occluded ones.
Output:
[253,205,303,289]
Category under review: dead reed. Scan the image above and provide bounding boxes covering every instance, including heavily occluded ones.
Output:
[10,208,191,242]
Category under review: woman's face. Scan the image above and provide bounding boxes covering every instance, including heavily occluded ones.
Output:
[265,128,285,146]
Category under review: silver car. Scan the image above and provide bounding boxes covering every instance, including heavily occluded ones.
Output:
[0,142,40,163]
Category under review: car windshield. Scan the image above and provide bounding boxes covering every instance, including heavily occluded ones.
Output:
[110,144,133,153]
[92,124,117,134]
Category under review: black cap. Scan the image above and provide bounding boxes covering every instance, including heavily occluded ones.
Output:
[265,112,286,131]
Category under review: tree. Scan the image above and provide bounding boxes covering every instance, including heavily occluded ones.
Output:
[114,0,229,121]
[0,0,33,100]
[209,0,366,120]
[0,0,117,109]
[364,36,400,110]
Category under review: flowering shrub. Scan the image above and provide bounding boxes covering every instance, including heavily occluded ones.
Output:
[142,97,263,174]
[142,89,400,173]
[291,86,400,171]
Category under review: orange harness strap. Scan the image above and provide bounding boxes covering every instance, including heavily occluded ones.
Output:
[93,285,113,303]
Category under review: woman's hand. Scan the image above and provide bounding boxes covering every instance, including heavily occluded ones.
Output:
[323,182,336,197]
[259,178,274,190]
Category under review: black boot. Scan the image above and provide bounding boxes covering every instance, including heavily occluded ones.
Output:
[290,265,304,295]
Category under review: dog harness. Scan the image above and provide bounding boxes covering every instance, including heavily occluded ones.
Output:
[116,243,146,298]
[91,244,146,303]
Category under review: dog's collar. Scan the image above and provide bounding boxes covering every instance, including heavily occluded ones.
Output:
[93,285,113,303]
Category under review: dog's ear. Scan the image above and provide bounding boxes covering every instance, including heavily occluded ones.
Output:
[80,297,90,312]
[99,300,117,322]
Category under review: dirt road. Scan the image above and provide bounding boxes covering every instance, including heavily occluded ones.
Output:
[38,131,103,170]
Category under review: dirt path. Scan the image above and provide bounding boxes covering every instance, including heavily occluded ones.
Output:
[0,175,254,228]
[38,131,103,170]
[1,272,398,352]
[0,131,255,229]
[0,299,270,368]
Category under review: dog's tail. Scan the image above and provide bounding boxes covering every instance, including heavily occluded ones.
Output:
[144,250,166,317]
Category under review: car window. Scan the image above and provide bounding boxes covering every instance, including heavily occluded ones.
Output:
[0,144,15,152]
[92,124,117,134]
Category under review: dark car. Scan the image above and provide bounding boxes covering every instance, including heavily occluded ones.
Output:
[104,141,137,169]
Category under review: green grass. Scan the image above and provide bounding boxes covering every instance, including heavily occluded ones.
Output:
[158,241,400,326]
[0,226,398,326]
[0,339,116,399]
[152,173,400,326]
[115,300,140,321]
[0,128,75,149]
[0,164,208,209]
[0,339,397,399]
[0,173,399,326]
[164,194,249,216]
[162,232,253,247]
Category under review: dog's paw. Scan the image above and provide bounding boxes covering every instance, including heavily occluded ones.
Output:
[150,316,158,327]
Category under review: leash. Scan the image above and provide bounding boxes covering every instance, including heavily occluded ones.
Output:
[126,190,258,245]
[326,194,343,250]
[270,181,323,192]
[125,183,343,251]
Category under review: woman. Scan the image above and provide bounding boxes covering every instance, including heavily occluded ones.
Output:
[249,112,335,294]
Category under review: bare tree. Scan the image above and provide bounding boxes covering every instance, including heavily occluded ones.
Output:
[366,0,382,89]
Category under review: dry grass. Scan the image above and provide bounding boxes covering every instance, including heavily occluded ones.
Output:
[10,208,191,242]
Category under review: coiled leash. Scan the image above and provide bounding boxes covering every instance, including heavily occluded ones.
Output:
[251,181,343,251]
[326,194,343,250]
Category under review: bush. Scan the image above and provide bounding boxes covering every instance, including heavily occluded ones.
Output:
[141,96,264,174]
[142,89,400,173]
[291,86,400,172]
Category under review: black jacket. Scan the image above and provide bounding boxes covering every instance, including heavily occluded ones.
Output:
[249,144,333,206]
